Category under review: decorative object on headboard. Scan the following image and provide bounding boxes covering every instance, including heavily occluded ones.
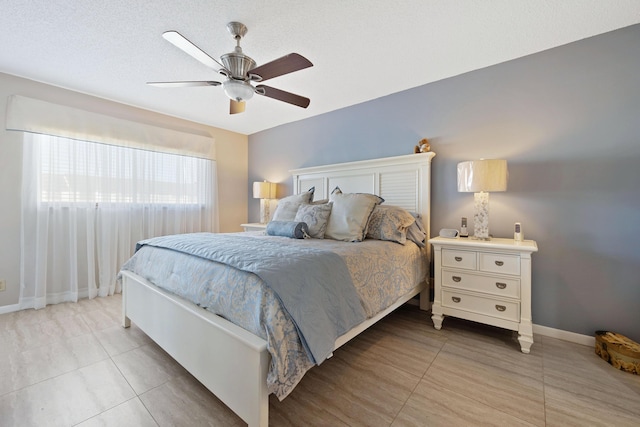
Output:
[457,159,508,240]
[413,138,431,154]
[253,180,276,224]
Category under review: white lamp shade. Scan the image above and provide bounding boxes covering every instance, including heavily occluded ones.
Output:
[457,159,508,193]
[253,181,276,199]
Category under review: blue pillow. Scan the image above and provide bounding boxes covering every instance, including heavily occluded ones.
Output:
[266,221,310,239]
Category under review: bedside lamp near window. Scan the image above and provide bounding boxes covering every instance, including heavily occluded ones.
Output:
[253,181,276,224]
[457,159,508,240]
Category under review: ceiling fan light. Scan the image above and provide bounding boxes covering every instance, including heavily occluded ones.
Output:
[223,79,254,102]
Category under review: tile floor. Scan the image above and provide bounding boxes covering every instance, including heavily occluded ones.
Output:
[1,294,639,426]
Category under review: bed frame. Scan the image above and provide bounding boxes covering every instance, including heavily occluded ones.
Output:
[121,152,435,426]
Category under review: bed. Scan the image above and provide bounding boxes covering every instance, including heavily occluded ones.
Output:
[120,152,435,426]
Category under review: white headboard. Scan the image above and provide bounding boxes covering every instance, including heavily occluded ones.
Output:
[289,152,436,241]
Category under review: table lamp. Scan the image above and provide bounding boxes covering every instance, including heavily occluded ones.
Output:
[457,159,508,240]
[253,181,276,224]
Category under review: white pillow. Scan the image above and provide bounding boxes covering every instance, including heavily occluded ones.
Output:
[271,187,315,221]
[325,187,383,242]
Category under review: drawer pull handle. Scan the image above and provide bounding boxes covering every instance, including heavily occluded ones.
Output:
[452,296,461,303]
[452,276,462,282]
[495,305,506,312]
[495,260,504,266]
[454,256,463,262]
[495,282,507,289]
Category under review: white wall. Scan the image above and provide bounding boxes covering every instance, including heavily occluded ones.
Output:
[0,73,248,308]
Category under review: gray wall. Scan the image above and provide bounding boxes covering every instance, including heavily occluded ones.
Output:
[248,24,640,341]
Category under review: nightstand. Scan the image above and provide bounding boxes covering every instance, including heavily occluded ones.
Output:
[429,236,538,353]
[241,223,267,232]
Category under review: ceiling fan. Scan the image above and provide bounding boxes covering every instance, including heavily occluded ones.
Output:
[148,22,313,114]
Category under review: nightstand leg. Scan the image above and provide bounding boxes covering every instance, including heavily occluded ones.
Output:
[518,321,534,353]
[432,314,443,330]
[431,302,444,330]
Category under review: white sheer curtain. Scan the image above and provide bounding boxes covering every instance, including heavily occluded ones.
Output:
[20,133,218,309]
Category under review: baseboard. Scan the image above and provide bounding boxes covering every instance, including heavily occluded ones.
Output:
[0,303,21,315]
[533,323,595,347]
[0,288,93,314]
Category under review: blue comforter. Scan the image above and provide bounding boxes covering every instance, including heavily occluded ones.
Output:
[134,232,367,364]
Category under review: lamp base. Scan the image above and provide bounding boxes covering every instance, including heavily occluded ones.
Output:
[259,199,271,224]
[473,191,490,240]
[472,236,491,241]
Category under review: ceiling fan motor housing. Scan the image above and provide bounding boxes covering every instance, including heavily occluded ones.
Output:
[221,47,257,101]
[221,50,256,80]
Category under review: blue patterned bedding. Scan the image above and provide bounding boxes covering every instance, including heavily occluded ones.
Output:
[120,232,427,399]
[133,233,366,365]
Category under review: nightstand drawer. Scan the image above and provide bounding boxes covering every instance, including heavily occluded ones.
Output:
[442,289,520,322]
[442,269,520,299]
[479,253,520,275]
[442,249,477,270]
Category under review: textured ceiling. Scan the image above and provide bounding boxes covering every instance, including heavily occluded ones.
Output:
[1,1,639,135]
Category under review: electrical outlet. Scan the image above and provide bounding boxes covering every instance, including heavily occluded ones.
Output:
[0,279,5,292]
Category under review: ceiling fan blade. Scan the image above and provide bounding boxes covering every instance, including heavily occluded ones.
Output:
[249,53,312,82]
[230,99,246,114]
[147,81,221,87]
[162,31,226,72]
[255,85,310,108]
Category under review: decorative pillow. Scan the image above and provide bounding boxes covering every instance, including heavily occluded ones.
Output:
[266,221,310,239]
[366,205,416,245]
[294,203,333,238]
[271,187,315,221]
[325,188,384,242]
[406,212,427,248]
[329,186,383,202]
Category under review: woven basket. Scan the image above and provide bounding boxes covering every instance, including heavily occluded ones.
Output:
[595,331,640,375]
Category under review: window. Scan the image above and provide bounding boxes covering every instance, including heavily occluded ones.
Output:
[21,132,217,307]
[38,135,212,205]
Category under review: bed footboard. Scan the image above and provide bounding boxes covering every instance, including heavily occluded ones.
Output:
[121,271,270,427]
